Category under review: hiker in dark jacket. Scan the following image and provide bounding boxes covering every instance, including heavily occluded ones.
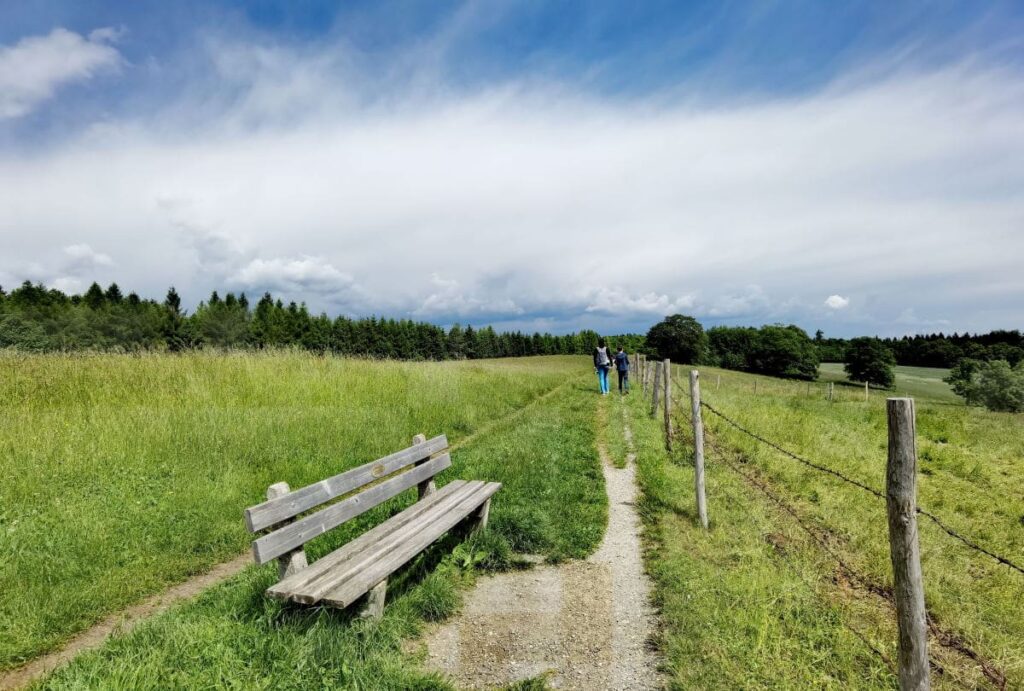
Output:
[593,338,612,395]
[614,346,630,394]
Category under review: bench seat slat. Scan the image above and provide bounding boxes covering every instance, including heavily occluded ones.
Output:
[279,481,487,604]
[321,481,501,608]
[252,453,451,565]
[245,434,448,532]
[266,480,471,601]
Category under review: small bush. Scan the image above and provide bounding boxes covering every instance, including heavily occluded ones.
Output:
[945,358,1024,412]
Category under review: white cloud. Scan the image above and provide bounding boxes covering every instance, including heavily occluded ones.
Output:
[824,294,850,310]
[63,243,114,269]
[585,288,695,316]
[0,28,122,119]
[414,274,523,317]
[229,256,361,301]
[52,276,84,294]
[0,38,1022,334]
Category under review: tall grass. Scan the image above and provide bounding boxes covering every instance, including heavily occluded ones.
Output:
[0,351,585,669]
[627,363,1023,688]
[35,365,604,689]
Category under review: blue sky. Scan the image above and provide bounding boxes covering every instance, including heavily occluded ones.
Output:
[1,1,1023,336]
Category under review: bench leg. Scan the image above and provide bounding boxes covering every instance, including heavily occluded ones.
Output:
[359,579,387,620]
[472,498,491,533]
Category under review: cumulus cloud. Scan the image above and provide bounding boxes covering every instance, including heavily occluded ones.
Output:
[229,256,365,308]
[0,34,1022,334]
[63,243,114,270]
[0,27,122,119]
[824,295,850,310]
[585,288,695,315]
[52,276,84,294]
[414,274,523,318]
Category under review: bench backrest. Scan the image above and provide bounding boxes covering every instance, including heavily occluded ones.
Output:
[245,434,450,565]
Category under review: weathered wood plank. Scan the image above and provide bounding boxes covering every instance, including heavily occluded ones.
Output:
[321,481,501,608]
[244,434,448,532]
[252,453,452,564]
[266,482,309,579]
[282,481,488,604]
[268,480,480,601]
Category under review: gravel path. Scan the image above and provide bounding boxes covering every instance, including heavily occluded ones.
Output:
[423,398,660,689]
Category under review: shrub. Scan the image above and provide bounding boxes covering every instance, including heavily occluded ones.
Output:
[945,359,1024,412]
[844,337,896,388]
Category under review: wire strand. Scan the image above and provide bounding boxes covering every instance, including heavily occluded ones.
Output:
[698,400,1024,577]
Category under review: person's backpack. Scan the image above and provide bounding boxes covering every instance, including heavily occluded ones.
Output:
[596,346,610,366]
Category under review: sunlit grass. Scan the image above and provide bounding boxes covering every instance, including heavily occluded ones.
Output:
[626,362,1023,688]
[0,351,590,670]
[35,363,603,689]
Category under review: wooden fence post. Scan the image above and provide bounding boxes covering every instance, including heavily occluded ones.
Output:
[886,398,930,691]
[828,382,834,402]
[641,356,647,394]
[663,358,672,450]
[754,380,758,395]
[716,374,721,391]
[651,361,662,416]
[690,370,708,529]
[865,381,870,402]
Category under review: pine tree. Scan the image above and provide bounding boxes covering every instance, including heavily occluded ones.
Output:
[104,283,123,304]
[84,282,106,309]
[164,287,183,315]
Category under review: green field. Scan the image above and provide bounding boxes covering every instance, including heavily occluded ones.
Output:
[627,363,1024,688]
[819,362,959,403]
[0,352,605,684]
[5,351,1022,688]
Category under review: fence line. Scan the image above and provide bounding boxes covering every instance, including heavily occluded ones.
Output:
[704,435,898,672]
[704,436,1007,687]
[698,398,1024,577]
[646,364,1017,686]
[702,425,1008,689]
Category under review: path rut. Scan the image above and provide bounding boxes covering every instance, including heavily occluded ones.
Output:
[423,398,659,689]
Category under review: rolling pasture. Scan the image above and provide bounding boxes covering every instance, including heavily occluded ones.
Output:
[0,352,604,685]
[630,362,1023,688]
[819,362,958,403]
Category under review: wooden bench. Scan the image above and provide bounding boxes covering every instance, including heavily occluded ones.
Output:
[243,433,501,618]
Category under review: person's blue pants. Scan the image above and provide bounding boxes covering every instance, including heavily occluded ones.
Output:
[597,366,610,393]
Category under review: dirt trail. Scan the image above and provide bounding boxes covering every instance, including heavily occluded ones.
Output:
[423,398,660,689]
[0,553,252,690]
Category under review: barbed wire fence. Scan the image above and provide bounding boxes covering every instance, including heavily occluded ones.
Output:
[636,357,1019,689]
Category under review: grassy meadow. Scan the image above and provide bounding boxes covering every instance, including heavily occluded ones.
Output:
[625,363,1023,689]
[0,352,603,678]
[819,362,958,403]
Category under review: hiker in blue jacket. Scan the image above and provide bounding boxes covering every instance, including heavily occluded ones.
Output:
[593,339,612,395]
[614,345,630,394]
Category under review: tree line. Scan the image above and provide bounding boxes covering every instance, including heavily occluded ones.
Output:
[814,330,1023,368]
[642,314,1023,412]
[0,281,640,359]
